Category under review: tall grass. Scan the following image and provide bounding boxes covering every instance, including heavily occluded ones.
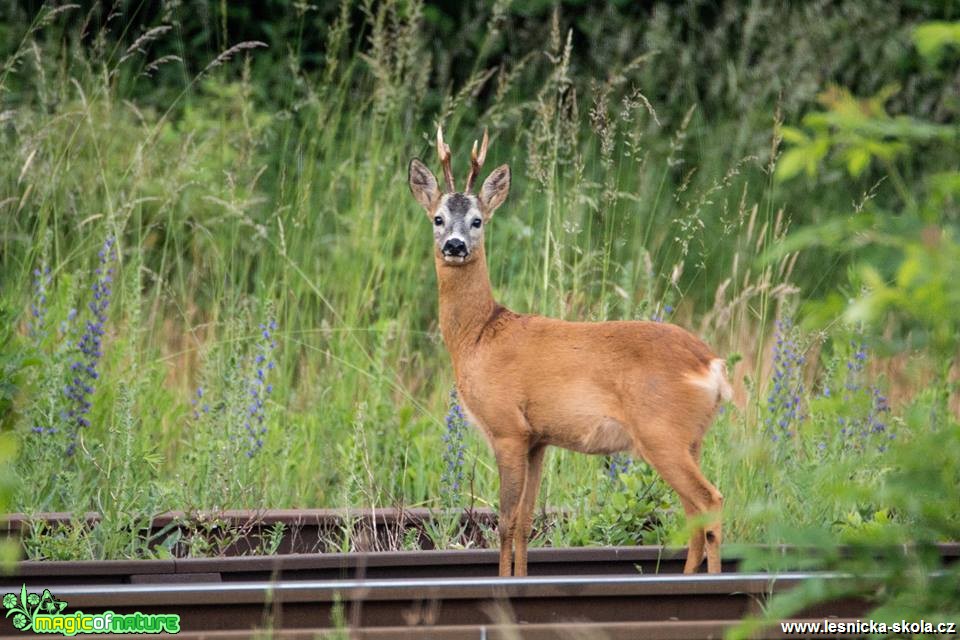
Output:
[1,2,954,560]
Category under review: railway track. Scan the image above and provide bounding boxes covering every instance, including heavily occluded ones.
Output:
[9,543,957,586]
[6,547,734,586]
[6,552,956,640]
[7,512,956,638]
[3,572,868,639]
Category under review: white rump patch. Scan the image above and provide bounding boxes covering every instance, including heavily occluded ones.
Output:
[686,358,733,403]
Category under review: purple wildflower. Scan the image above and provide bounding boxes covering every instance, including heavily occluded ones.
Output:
[839,339,893,453]
[62,235,115,454]
[650,304,673,323]
[243,319,276,457]
[442,388,468,496]
[766,317,805,441]
[607,453,633,479]
[28,264,56,437]
[191,386,211,420]
[59,307,77,336]
[29,266,51,339]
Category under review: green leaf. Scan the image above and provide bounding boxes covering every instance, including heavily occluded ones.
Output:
[775,148,810,182]
[780,126,810,145]
[845,147,871,178]
[913,21,960,65]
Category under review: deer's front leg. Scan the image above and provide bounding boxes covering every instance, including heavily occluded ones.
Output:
[494,437,529,577]
[514,444,547,577]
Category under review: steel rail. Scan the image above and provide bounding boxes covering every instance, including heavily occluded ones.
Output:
[8,543,958,587]
[10,572,869,633]
[6,547,719,586]
[97,620,858,640]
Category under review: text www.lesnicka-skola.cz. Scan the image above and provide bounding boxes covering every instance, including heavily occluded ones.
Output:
[781,619,956,635]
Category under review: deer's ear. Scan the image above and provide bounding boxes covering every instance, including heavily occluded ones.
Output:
[408,158,440,212]
[479,164,510,218]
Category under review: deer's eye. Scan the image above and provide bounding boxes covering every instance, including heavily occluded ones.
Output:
[471,218,482,229]
[434,216,443,227]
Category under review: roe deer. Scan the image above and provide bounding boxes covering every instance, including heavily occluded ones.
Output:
[408,126,732,577]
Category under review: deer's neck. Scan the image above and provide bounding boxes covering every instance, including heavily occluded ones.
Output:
[435,247,497,364]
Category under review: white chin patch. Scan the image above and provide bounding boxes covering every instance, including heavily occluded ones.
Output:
[443,255,467,264]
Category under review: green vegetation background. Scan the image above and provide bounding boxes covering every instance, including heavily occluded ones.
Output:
[1,4,958,621]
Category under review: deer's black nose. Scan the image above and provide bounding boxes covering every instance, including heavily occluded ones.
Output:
[443,238,468,257]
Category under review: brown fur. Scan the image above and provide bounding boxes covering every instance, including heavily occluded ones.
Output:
[410,137,729,577]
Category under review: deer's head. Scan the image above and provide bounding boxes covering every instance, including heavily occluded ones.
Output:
[408,126,510,265]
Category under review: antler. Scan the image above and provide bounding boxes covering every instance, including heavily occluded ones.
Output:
[436,125,456,193]
[464,128,489,193]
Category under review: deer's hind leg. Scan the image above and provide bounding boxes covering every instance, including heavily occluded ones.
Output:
[679,495,707,573]
[632,427,723,574]
[680,440,707,573]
